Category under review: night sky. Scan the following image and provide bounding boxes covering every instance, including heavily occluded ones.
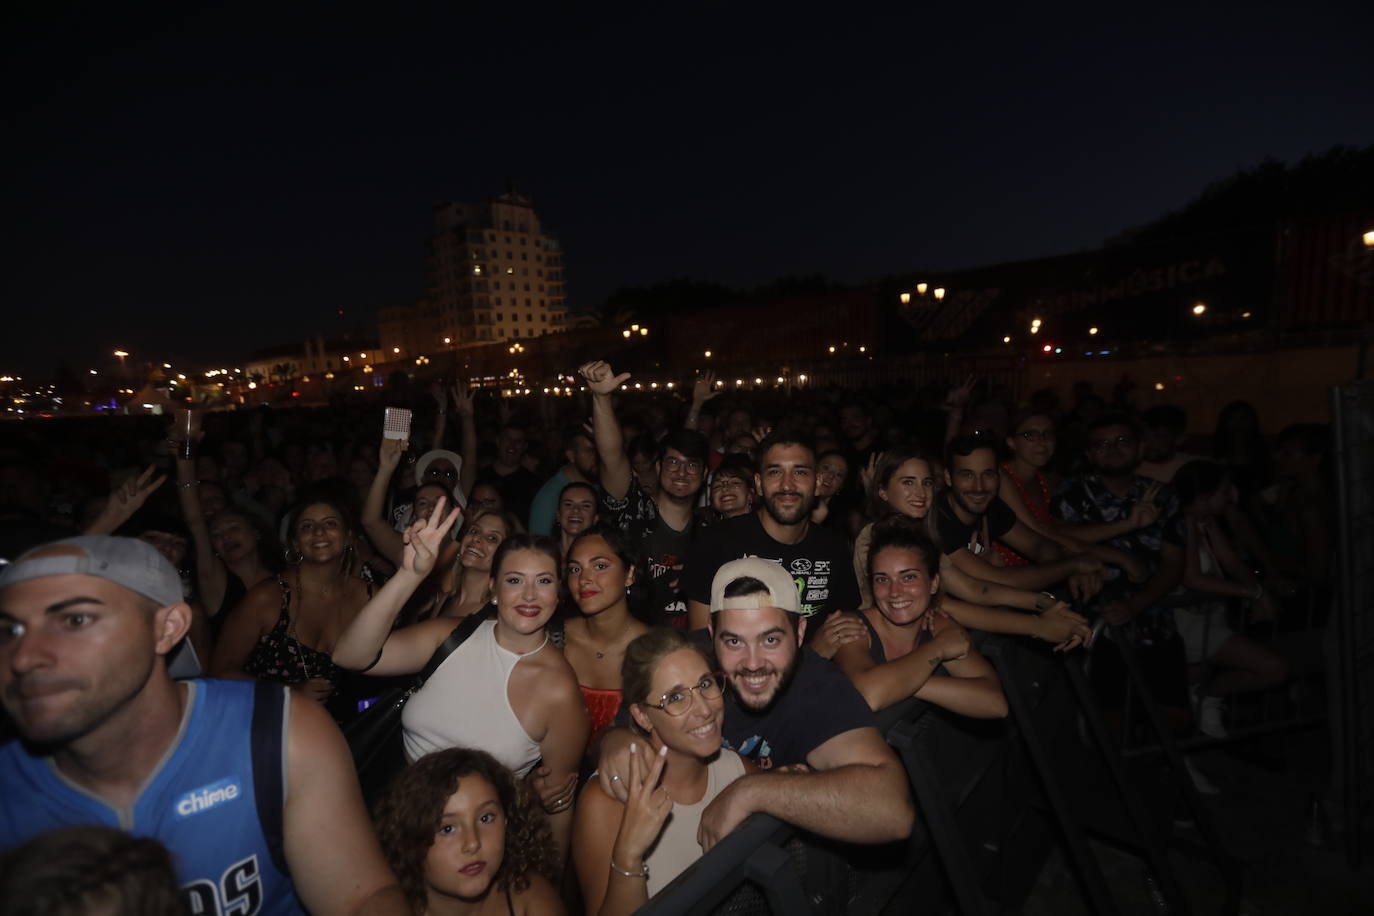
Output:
[5,3,1372,377]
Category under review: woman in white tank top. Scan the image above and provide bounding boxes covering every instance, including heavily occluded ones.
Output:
[334,501,589,866]
[572,628,747,915]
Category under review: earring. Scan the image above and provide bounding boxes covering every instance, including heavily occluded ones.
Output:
[283,545,302,565]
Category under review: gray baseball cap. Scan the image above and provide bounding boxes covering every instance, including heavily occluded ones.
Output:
[0,535,185,608]
[710,557,801,614]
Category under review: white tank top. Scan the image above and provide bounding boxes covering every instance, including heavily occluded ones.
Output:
[401,619,545,778]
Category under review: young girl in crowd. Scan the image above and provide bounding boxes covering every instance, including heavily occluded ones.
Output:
[573,628,746,915]
[334,506,588,862]
[833,521,1007,717]
[375,748,565,916]
[562,525,650,739]
[431,508,520,620]
[212,493,373,704]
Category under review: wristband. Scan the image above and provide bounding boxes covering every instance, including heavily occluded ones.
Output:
[609,858,649,879]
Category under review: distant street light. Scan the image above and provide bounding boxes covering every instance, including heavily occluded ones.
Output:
[1192,303,1207,316]
[933,288,946,301]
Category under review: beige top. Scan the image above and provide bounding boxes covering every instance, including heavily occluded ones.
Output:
[645,750,747,897]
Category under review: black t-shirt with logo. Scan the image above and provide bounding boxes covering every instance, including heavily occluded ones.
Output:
[681,512,860,635]
[934,492,1017,556]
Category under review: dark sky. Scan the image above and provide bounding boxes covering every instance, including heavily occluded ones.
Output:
[4,3,1372,376]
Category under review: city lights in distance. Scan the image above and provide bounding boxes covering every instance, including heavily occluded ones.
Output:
[114,350,129,358]
[1364,230,1374,247]
[392,347,400,354]
[444,337,452,344]
[798,374,807,382]
[899,292,911,304]
[754,378,763,385]
[1003,336,1011,344]
[248,382,257,389]
[1031,318,1042,328]
[342,356,349,361]
[704,350,712,358]
[1155,382,1165,390]
[90,369,97,375]
[360,353,367,359]
[916,283,928,295]
[1241,311,1252,318]
[933,288,946,301]
[1042,344,1052,352]
[1089,327,1099,335]
[776,377,785,384]
[858,346,866,353]
[828,345,836,353]
[1029,325,1039,334]
[1192,303,1207,315]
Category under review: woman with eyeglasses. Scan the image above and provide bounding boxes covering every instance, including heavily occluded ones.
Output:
[572,628,746,916]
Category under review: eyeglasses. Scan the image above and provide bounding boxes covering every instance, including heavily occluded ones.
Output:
[662,456,704,475]
[642,672,726,716]
[426,468,458,481]
[1089,434,1136,451]
[711,477,747,490]
[1016,429,1056,442]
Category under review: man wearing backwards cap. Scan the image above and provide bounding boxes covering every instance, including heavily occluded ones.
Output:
[599,556,914,853]
[0,536,408,916]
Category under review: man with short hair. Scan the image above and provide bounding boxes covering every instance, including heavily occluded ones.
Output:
[580,359,710,626]
[599,557,914,852]
[1138,405,1204,484]
[682,433,860,639]
[936,435,1106,599]
[1053,414,1185,627]
[527,425,600,536]
[0,536,407,916]
[481,422,541,522]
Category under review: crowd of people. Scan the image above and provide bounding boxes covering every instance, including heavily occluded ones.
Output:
[0,362,1334,913]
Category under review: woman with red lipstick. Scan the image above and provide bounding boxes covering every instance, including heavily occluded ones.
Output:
[375,748,565,915]
[335,510,588,864]
[573,628,746,915]
[563,525,649,739]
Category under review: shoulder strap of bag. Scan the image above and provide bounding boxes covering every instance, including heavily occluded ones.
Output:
[417,608,490,686]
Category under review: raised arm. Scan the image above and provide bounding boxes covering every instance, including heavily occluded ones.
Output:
[171,445,229,616]
[696,727,913,851]
[940,595,1090,652]
[83,465,166,535]
[283,691,410,915]
[683,371,720,432]
[334,501,463,675]
[578,359,633,500]
[361,436,408,567]
[428,382,449,452]
[451,382,478,499]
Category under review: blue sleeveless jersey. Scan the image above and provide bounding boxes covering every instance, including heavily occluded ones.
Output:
[0,679,304,916]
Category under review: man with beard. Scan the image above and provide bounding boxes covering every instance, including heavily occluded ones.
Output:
[938,435,1107,601]
[527,425,600,536]
[580,359,709,627]
[597,557,914,853]
[1053,415,1185,627]
[0,536,407,916]
[682,434,860,640]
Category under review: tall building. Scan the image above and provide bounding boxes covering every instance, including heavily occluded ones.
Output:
[422,191,569,350]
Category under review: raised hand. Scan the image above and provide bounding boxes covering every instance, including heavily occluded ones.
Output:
[613,743,673,864]
[1033,604,1093,652]
[1127,483,1163,529]
[429,381,446,410]
[692,371,721,404]
[87,465,168,534]
[579,359,631,396]
[860,452,882,495]
[945,375,976,410]
[400,496,462,577]
[449,382,475,418]
[378,435,408,472]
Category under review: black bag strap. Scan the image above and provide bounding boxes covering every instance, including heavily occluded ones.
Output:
[250,681,290,876]
[417,609,489,687]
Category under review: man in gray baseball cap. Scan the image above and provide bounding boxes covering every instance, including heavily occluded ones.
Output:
[0,536,409,915]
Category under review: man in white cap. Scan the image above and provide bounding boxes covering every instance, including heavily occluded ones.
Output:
[599,556,914,852]
[0,536,407,916]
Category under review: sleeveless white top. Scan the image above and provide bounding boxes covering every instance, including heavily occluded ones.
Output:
[401,619,544,778]
[644,750,747,897]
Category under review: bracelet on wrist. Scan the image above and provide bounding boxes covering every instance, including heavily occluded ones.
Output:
[609,858,649,879]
